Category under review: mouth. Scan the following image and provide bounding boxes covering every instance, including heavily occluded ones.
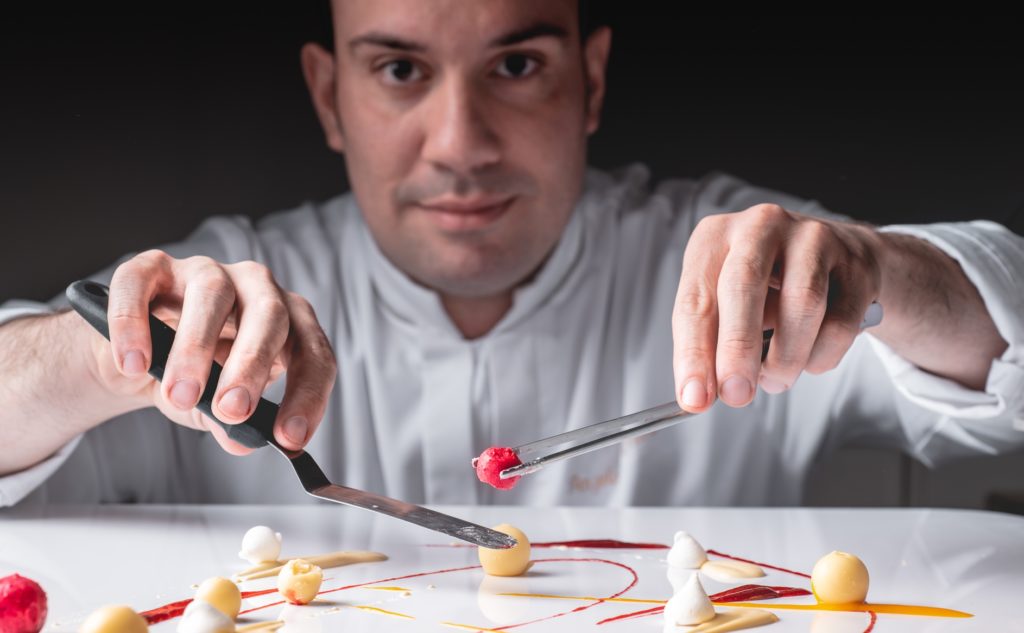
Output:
[416,196,514,232]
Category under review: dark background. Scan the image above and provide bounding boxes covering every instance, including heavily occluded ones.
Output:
[1,8,1023,509]
[2,9,1022,302]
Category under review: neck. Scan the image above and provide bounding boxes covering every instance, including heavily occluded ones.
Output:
[441,292,514,339]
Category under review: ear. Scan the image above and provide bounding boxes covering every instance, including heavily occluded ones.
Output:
[582,26,612,136]
[301,42,345,154]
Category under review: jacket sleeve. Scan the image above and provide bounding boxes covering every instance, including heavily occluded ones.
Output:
[0,215,260,507]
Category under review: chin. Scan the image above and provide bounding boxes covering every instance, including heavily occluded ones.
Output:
[415,250,538,298]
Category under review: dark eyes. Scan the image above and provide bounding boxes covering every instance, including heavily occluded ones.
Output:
[377,53,540,86]
[380,59,423,85]
[495,54,539,79]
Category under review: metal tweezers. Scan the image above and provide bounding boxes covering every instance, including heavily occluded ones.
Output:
[500,302,883,481]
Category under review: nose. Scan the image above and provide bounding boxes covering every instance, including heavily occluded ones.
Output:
[420,76,501,176]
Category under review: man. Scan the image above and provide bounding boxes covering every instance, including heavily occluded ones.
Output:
[0,0,1021,507]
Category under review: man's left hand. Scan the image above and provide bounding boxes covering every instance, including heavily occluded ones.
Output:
[672,203,885,411]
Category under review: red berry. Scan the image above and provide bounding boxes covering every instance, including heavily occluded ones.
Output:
[473,446,522,490]
[0,574,48,633]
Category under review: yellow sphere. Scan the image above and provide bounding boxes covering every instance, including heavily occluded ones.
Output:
[194,576,241,619]
[277,559,324,605]
[79,605,149,633]
[811,551,870,604]
[477,524,531,577]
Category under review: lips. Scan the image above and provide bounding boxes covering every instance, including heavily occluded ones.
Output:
[417,196,513,232]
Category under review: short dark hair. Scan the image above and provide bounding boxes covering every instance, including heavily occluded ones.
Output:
[314,0,607,51]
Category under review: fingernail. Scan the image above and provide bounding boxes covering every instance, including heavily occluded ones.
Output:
[122,350,146,375]
[220,387,252,419]
[759,375,788,394]
[682,379,707,409]
[170,380,200,409]
[721,375,753,406]
[283,416,308,446]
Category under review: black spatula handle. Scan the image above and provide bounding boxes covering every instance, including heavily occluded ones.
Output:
[66,280,277,449]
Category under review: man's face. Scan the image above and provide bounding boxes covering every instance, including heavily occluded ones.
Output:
[306,0,610,298]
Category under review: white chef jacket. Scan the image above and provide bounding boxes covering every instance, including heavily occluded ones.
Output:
[1,164,1022,508]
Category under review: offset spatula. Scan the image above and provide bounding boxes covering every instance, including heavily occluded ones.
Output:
[66,280,515,549]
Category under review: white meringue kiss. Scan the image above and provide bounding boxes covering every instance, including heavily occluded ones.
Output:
[663,572,716,627]
[666,530,708,569]
[238,525,282,565]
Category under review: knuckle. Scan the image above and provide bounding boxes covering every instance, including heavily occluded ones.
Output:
[780,284,828,318]
[308,331,337,366]
[693,213,727,235]
[724,252,769,284]
[253,296,289,325]
[198,270,233,295]
[675,285,716,321]
[136,249,172,269]
[798,245,832,277]
[719,332,762,357]
[108,309,143,326]
[802,220,835,246]
[747,203,786,224]
[287,291,315,314]
[190,273,235,308]
[114,249,168,281]
[183,255,218,271]
[236,260,276,284]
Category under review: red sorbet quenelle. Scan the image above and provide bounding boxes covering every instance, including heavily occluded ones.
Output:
[472,446,522,490]
[0,574,47,633]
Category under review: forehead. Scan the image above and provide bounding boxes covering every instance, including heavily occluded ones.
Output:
[332,0,579,50]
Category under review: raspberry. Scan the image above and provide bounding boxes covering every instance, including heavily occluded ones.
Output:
[472,446,522,490]
[0,574,47,633]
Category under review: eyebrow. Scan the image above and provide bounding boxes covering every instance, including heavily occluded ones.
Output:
[489,22,569,47]
[347,21,569,54]
[349,32,426,54]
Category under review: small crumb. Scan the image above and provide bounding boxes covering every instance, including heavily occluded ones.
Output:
[427,584,436,590]
[402,591,412,597]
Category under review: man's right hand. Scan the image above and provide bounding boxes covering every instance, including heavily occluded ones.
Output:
[95,250,337,455]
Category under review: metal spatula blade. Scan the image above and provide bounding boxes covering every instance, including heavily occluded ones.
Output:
[283,448,516,549]
[67,280,516,550]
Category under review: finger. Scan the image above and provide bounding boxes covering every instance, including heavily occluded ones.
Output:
[212,262,291,422]
[273,293,337,450]
[715,207,787,407]
[673,215,726,413]
[161,257,236,411]
[759,223,835,393]
[199,413,256,457]
[107,250,173,377]
[806,264,876,374]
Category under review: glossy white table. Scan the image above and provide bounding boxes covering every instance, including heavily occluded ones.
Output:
[1,505,1021,632]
